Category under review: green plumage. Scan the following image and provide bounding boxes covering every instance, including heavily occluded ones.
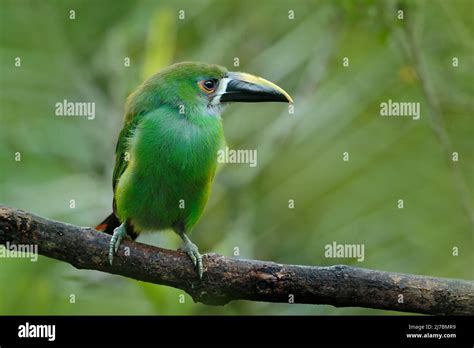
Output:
[100,61,292,276]
[114,62,226,234]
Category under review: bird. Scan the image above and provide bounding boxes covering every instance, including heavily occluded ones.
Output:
[96,62,292,278]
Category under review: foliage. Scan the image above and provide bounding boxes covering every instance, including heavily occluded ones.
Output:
[0,0,472,315]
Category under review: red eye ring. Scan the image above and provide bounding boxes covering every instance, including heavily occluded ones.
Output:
[198,79,217,93]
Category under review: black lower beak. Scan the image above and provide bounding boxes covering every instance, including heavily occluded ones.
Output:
[219,72,293,103]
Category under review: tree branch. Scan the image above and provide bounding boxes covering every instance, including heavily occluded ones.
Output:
[0,205,472,315]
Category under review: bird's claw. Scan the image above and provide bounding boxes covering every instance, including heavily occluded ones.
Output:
[179,240,203,279]
[109,223,127,265]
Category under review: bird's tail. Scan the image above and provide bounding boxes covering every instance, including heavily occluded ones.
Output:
[95,213,121,235]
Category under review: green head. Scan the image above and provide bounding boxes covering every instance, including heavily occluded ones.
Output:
[126,62,293,119]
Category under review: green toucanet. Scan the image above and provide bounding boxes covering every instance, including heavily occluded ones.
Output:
[96,62,292,278]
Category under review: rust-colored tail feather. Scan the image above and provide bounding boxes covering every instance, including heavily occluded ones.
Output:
[95,213,121,235]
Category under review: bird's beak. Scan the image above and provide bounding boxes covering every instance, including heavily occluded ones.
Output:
[219,72,293,104]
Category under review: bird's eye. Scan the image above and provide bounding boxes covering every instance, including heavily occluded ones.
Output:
[198,79,217,93]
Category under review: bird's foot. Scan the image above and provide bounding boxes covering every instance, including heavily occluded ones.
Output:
[108,223,127,265]
[178,236,203,279]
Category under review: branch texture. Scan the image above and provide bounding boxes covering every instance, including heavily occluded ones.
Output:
[0,205,472,315]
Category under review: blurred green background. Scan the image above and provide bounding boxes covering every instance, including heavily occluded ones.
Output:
[0,0,473,315]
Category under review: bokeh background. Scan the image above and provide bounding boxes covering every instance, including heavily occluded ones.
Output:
[0,0,472,315]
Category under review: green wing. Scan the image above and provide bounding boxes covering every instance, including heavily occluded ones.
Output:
[112,115,142,212]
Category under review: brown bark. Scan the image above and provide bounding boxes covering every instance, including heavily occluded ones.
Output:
[0,205,472,315]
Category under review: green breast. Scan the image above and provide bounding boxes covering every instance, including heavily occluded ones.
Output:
[114,106,224,233]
